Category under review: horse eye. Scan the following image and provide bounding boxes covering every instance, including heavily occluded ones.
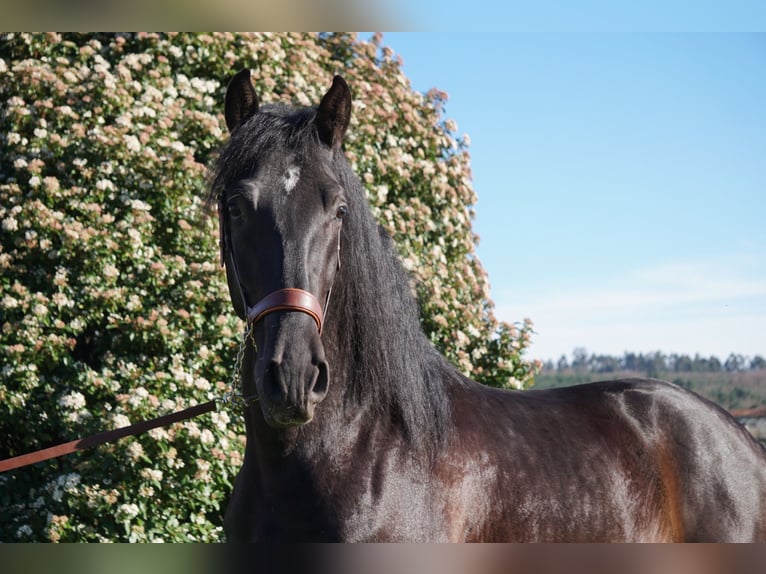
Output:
[228,201,243,219]
[335,204,348,219]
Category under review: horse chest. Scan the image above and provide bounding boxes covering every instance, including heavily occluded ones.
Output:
[227,448,453,542]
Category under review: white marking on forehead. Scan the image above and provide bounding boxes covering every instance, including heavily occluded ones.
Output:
[283,165,301,194]
[241,177,261,210]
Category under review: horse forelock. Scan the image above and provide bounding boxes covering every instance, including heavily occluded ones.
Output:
[208,103,319,205]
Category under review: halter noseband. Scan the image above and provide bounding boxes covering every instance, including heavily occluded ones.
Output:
[246,288,324,334]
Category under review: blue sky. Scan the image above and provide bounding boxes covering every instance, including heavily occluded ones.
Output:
[374,33,766,361]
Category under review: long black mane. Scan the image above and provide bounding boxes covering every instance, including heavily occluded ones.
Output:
[330,148,455,455]
[209,102,455,457]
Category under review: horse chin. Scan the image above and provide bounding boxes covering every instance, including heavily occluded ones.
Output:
[261,404,315,428]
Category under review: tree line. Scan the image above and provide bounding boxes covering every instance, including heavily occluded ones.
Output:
[544,348,766,377]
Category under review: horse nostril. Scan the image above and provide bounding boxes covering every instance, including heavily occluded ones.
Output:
[262,360,286,402]
[311,361,329,402]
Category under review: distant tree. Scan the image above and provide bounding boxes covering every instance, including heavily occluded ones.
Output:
[571,347,588,372]
[692,354,707,372]
[672,354,693,373]
[556,355,569,371]
[750,355,766,371]
[725,353,746,373]
[708,355,723,372]
[590,354,619,373]
[623,352,638,372]
[646,352,667,378]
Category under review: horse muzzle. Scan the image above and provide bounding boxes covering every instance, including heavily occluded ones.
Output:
[253,316,329,428]
[258,358,329,427]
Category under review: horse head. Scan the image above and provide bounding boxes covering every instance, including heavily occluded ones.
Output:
[217,70,352,428]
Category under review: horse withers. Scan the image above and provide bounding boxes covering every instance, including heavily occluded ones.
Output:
[210,70,766,542]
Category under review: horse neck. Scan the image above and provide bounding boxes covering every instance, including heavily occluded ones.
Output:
[238,236,455,465]
[317,220,455,455]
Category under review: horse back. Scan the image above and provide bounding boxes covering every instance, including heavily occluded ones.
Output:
[444,377,766,542]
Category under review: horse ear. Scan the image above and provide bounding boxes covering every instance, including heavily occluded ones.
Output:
[316,75,352,149]
[225,69,259,133]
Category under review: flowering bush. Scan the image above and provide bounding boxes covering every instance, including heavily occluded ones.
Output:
[0,33,538,542]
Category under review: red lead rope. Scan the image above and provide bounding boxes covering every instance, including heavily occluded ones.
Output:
[0,400,218,473]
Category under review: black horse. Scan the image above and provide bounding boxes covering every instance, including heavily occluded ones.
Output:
[211,70,766,542]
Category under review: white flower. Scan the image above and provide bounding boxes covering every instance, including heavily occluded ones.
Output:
[455,330,469,348]
[129,199,151,212]
[148,426,169,441]
[190,77,216,94]
[58,391,86,411]
[184,421,201,439]
[0,58,6,74]
[96,179,114,191]
[128,386,149,407]
[211,410,229,432]
[51,293,73,308]
[13,158,28,169]
[48,472,80,503]
[126,294,141,311]
[200,429,214,445]
[139,468,163,482]
[2,217,18,231]
[103,263,119,278]
[60,472,81,490]
[124,134,140,152]
[138,105,155,118]
[119,503,140,519]
[127,442,144,461]
[33,303,48,317]
[28,176,40,187]
[127,228,142,244]
[111,413,131,429]
[507,377,523,390]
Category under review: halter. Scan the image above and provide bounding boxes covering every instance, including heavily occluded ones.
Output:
[217,195,341,336]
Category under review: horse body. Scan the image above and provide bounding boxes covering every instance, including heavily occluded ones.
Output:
[213,70,766,542]
[227,369,766,542]
[447,378,766,542]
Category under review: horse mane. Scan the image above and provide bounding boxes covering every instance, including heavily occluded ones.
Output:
[330,152,455,457]
[208,102,456,458]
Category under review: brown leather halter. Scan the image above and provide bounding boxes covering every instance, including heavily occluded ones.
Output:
[246,288,324,333]
[218,195,340,336]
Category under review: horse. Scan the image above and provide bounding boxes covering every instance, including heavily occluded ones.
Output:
[210,70,766,542]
